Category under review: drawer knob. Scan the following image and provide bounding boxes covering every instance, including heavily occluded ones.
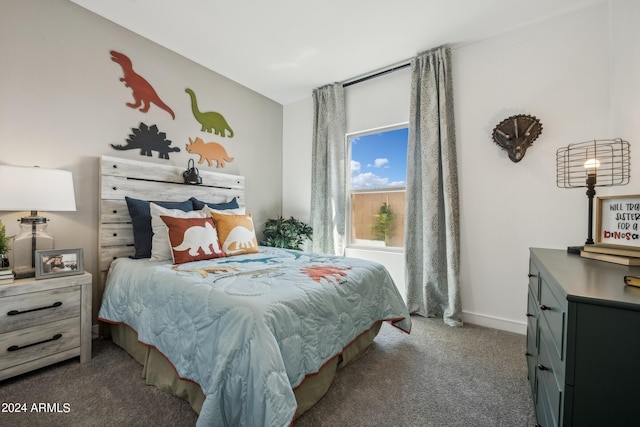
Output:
[7,301,62,316]
[537,364,548,371]
[7,333,62,352]
[525,352,532,357]
[539,304,550,311]
[528,273,537,278]
[526,313,534,317]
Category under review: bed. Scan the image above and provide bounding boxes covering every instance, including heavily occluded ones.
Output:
[97,155,411,427]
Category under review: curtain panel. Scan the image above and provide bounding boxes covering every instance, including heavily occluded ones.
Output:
[310,84,347,256]
[405,46,462,326]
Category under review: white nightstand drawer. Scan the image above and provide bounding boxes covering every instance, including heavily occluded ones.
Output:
[0,286,81,334]
[0,316,80,371]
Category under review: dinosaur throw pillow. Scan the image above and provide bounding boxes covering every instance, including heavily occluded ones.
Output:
[150,203,212,260]
[211,212,259,256]
[125,197,193,259]
[160,216,226,264]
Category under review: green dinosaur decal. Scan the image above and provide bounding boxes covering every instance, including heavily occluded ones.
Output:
[111,123,180,159]
[185,88,234,138]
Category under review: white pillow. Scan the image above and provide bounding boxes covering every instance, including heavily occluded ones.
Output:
[149,203,212,260]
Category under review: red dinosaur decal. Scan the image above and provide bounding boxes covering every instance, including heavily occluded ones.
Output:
[301,265,351,283]
[110,50,175,119]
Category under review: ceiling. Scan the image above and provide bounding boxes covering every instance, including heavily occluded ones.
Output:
[69,0,600,105]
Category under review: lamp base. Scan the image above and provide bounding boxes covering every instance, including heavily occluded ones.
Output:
[11,215,54,279]
[567,245,584,255]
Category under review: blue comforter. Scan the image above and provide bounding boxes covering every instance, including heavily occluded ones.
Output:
[99,247,410,426]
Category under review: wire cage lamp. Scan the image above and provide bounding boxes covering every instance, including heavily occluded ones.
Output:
[556,138,630,253]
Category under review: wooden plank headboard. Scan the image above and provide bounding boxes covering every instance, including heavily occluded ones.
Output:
[98,155,245,301]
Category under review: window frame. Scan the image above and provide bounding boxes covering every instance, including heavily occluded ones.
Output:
[345,122,408,252]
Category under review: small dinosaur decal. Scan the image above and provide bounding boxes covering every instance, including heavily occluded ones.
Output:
[172,265,238,278]
[185,88,234,137]
[300,265,351,283]
[186,137,234,168]
[110,50,175,119]
[111,123,180,159]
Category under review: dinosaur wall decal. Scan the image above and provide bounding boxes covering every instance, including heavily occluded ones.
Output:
[185,88,234,137]
[186,137,234,168]
[110,50,175,120]
[111,123,180,159]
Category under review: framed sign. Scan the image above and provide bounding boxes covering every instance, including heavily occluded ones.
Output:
[596,195,640,249]
[35,248,84,280]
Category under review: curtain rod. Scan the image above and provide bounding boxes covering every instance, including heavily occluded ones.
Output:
[342,61,411,88]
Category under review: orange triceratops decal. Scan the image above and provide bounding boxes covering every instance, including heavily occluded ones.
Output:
[300,265,351,283]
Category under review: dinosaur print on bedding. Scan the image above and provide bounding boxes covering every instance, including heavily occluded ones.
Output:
[110,50,175,119]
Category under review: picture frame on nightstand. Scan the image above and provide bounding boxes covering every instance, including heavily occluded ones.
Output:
[35,248,84,280]
[595,194,640,250]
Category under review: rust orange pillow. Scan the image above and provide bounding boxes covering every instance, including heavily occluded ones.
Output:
[211,212,259,256]
[160,216,226,264]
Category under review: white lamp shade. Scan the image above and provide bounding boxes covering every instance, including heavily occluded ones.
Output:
[0,165,76,211]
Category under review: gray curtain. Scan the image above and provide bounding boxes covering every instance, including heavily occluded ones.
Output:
[405,46,462,326]
[310,83,347,256]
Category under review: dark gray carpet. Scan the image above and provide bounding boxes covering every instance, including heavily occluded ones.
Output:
[0,316,535,426]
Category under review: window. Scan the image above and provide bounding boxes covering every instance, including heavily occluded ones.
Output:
[347,124,408,250]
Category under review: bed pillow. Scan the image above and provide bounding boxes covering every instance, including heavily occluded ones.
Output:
[125,196,194,259]
[160,216,225,264]
[190,196,240,211]
[150,203,212,260]
[211,212,259,256]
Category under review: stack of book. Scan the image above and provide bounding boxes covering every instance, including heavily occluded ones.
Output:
[0,268,14,285]
[580,245,640,266]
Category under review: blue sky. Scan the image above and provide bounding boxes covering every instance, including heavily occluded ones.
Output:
[350,127,408,189]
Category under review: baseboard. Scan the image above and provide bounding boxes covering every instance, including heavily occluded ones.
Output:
[462,311,526,335]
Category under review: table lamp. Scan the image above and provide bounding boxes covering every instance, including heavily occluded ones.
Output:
[556,138,630,253]
[0,165,76,278]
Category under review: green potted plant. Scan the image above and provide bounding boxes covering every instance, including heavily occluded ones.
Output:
[0,219,10,269]
[261,216,312,250]
[372,202,396,246]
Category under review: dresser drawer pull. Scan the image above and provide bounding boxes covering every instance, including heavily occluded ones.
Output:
[525,352,532,357]
[7,333,62,352]
[528,273,537,278]
[7,301,62,316]
[526,313,534,317]
[537,364,548,371]
[539,304,550,311]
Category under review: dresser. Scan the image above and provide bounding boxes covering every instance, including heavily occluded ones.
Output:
[527,248,640,426]
[0,272,92,381]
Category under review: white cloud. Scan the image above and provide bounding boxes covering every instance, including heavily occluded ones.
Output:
[366,158,389,168]
[351,172,390,188]
[351,160,361,175]
[374,158,389,167]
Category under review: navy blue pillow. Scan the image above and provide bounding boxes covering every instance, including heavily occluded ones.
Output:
[190,196,239,211]
[125,196,194,259]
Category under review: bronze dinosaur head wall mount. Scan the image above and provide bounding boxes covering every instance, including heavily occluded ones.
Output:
[491,114,543,163]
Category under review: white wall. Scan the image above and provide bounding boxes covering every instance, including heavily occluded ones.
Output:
[0,0,283,323]
[283,1,623,333]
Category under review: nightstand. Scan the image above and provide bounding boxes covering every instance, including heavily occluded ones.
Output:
[0,271,92,381]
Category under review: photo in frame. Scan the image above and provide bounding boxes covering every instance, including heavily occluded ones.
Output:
[595,194,640,250]
[35,248,84,280]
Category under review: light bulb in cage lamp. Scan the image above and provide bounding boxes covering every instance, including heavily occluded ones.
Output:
[556,138,630,254]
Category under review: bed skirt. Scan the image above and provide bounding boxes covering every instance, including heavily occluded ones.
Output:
[109,320,382,420]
